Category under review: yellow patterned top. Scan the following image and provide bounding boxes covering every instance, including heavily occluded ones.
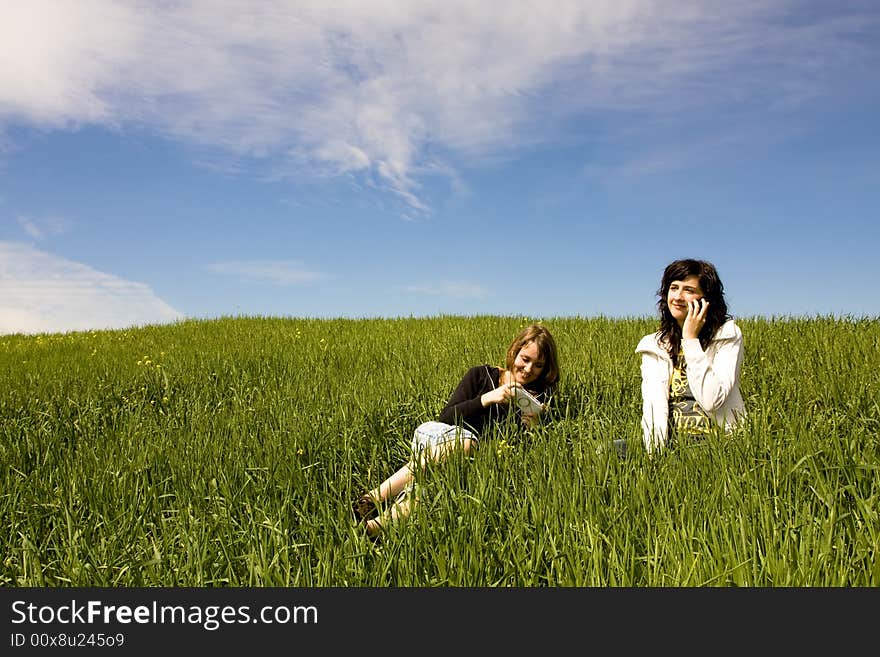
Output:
[669,357,712,437]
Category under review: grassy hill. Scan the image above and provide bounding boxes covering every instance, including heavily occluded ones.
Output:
[1,315,877,585]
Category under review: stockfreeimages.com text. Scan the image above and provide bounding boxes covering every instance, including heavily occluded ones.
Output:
[11,599,317,632]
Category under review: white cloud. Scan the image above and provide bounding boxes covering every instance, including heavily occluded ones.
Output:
[206,260,324,286]
[0,1,137,125]
[401,280,489,300]
[16,216,43,240]
[0,2,877,210]
[0,241,184,334]
[16,214,69,241]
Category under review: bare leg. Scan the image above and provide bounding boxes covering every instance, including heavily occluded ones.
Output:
[367,462,416,504]
[416,437,474,469]
[367,437,474,503]
[363,438,475,537]
[365,492,417,537]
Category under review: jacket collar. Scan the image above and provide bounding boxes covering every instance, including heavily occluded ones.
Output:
[637,319,738,356]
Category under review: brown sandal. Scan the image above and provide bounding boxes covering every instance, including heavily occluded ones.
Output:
[351,492,378,522]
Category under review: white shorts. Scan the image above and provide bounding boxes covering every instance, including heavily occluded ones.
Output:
[410,421,476,455]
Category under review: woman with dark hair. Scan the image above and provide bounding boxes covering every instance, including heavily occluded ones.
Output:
[353,323,560,538]
[635,259,744,454]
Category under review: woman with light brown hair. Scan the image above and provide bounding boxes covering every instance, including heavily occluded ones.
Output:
[352,323,560,538]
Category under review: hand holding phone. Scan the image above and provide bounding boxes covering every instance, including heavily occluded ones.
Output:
[512,386,543,416]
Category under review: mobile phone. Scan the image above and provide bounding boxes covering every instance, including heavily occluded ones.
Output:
[513,386,543,415]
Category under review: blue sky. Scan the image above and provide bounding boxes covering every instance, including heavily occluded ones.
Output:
[1,1,879,334]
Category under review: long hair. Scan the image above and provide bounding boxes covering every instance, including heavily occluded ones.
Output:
[656,259,730,365]
[505,323,560,387]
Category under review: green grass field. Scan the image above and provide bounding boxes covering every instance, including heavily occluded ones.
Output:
[1,315,878,586]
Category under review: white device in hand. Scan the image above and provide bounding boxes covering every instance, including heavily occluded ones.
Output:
[513,386,543,415]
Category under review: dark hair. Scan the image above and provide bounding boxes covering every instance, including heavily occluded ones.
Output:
[656,259,730,365]
[505,323,560,386]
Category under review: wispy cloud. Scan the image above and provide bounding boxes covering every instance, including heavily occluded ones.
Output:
[401,280,489,300]
[0,241,184,334]
[16,214,69,241]
[206,260,325,286]
[2,2,876,212]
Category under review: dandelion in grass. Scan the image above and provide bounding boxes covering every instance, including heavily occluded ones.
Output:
[495,439,513,456]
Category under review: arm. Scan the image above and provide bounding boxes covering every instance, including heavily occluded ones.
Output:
[680,324,743,413]
[437,366,514,427]
[640,351,670,453]
[437,367,485,426]
[438,366,521,428]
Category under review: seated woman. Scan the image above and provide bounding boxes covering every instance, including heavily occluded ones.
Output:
[353,323,560,538]
[635,259,745,454]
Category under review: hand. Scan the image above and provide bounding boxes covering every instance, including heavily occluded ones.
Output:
[682,298,708,340]
[521,412,540,429]
[481,382,517,407]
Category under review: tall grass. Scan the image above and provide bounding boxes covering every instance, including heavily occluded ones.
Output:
[1,315,877,586]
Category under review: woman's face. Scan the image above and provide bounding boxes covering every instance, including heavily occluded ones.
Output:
[667,274,704,326]
[513,340,545,385]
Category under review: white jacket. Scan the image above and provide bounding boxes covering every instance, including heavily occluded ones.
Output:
[635,319,745,453]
